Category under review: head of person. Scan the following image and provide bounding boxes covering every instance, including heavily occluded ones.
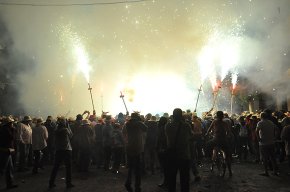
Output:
[58,116,67,127]
[238,116,246,125]
[22,115,32,124]
[118,112,124,119]
[263,109,273,119]
[89,115,97,122]
[158,116,168,127]
[260,112,268,120]
[37,118,44,125]
[216,111,224,120]
[163,112,169,119]
[192,113,198,121]
[224,113,229,118]
[130,112,139,120]
[3,116,15,127]
[150,116,157,121]
[76,114,83,121]
[114,123,121,129]
[105,115,112,124]
[145,113,152,121]
[46,116,53,122]
[251,115,257,120]
[172,108,183,122]
[81,119,91,126]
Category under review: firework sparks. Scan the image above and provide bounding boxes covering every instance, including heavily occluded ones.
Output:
[74,42,91,83]
[198,19,244,88]
[209,73,218,91]
[57,23,91,83]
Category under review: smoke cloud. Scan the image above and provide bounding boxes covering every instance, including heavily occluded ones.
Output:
[0,0,289,117]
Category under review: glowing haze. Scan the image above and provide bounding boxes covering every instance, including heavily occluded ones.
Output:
[0,0,289,117]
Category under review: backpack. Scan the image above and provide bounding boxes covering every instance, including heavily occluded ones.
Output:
[239,125,248,137]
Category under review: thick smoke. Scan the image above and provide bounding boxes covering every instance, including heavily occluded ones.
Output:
[0,16,34,115]
[237,0,290,101]
[0,0,289,117]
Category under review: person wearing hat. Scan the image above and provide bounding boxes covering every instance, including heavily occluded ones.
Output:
[32,118,48,174]
[49,116,74,189]
[77,119,95,172]
[0,116,18,189]
[16,115,33,172]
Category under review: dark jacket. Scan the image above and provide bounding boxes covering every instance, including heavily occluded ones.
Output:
[165,120,192,160]
[102,122,113,147]
[145,120,158,149]
[0,124,16,149]
[123,118,147,156]
[54,125,73,151]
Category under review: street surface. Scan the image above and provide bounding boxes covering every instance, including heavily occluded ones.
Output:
[1,160,290,192]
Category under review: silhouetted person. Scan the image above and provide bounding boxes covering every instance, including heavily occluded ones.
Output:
[206,111,232,177]
[123,112,147,192]
[43,116,56,164]
[16,116,33,172]
[78,119,95,172]
[0,116,18,189]
[102,115,113,171]
[49,117,74,189]
[32,118,48,174]
[166,108,192,192]
[256,112,279,176]
[157,116,169,188]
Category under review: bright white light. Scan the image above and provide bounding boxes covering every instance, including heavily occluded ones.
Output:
[209,73,217,91]
[231,72,238,90]
[198,46,215,82]
[74,43,91,83]
[219,38,240,80]
[113,73,194,114]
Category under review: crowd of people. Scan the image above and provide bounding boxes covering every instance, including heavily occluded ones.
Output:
[0,108,290,192]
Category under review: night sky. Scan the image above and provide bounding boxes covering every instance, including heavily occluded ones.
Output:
[0,0,289,117]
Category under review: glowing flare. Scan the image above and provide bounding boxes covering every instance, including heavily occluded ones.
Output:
[231,72,238,90]
[209,73,218,91]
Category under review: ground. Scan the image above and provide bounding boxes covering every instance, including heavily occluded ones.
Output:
[1,160,290,192]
